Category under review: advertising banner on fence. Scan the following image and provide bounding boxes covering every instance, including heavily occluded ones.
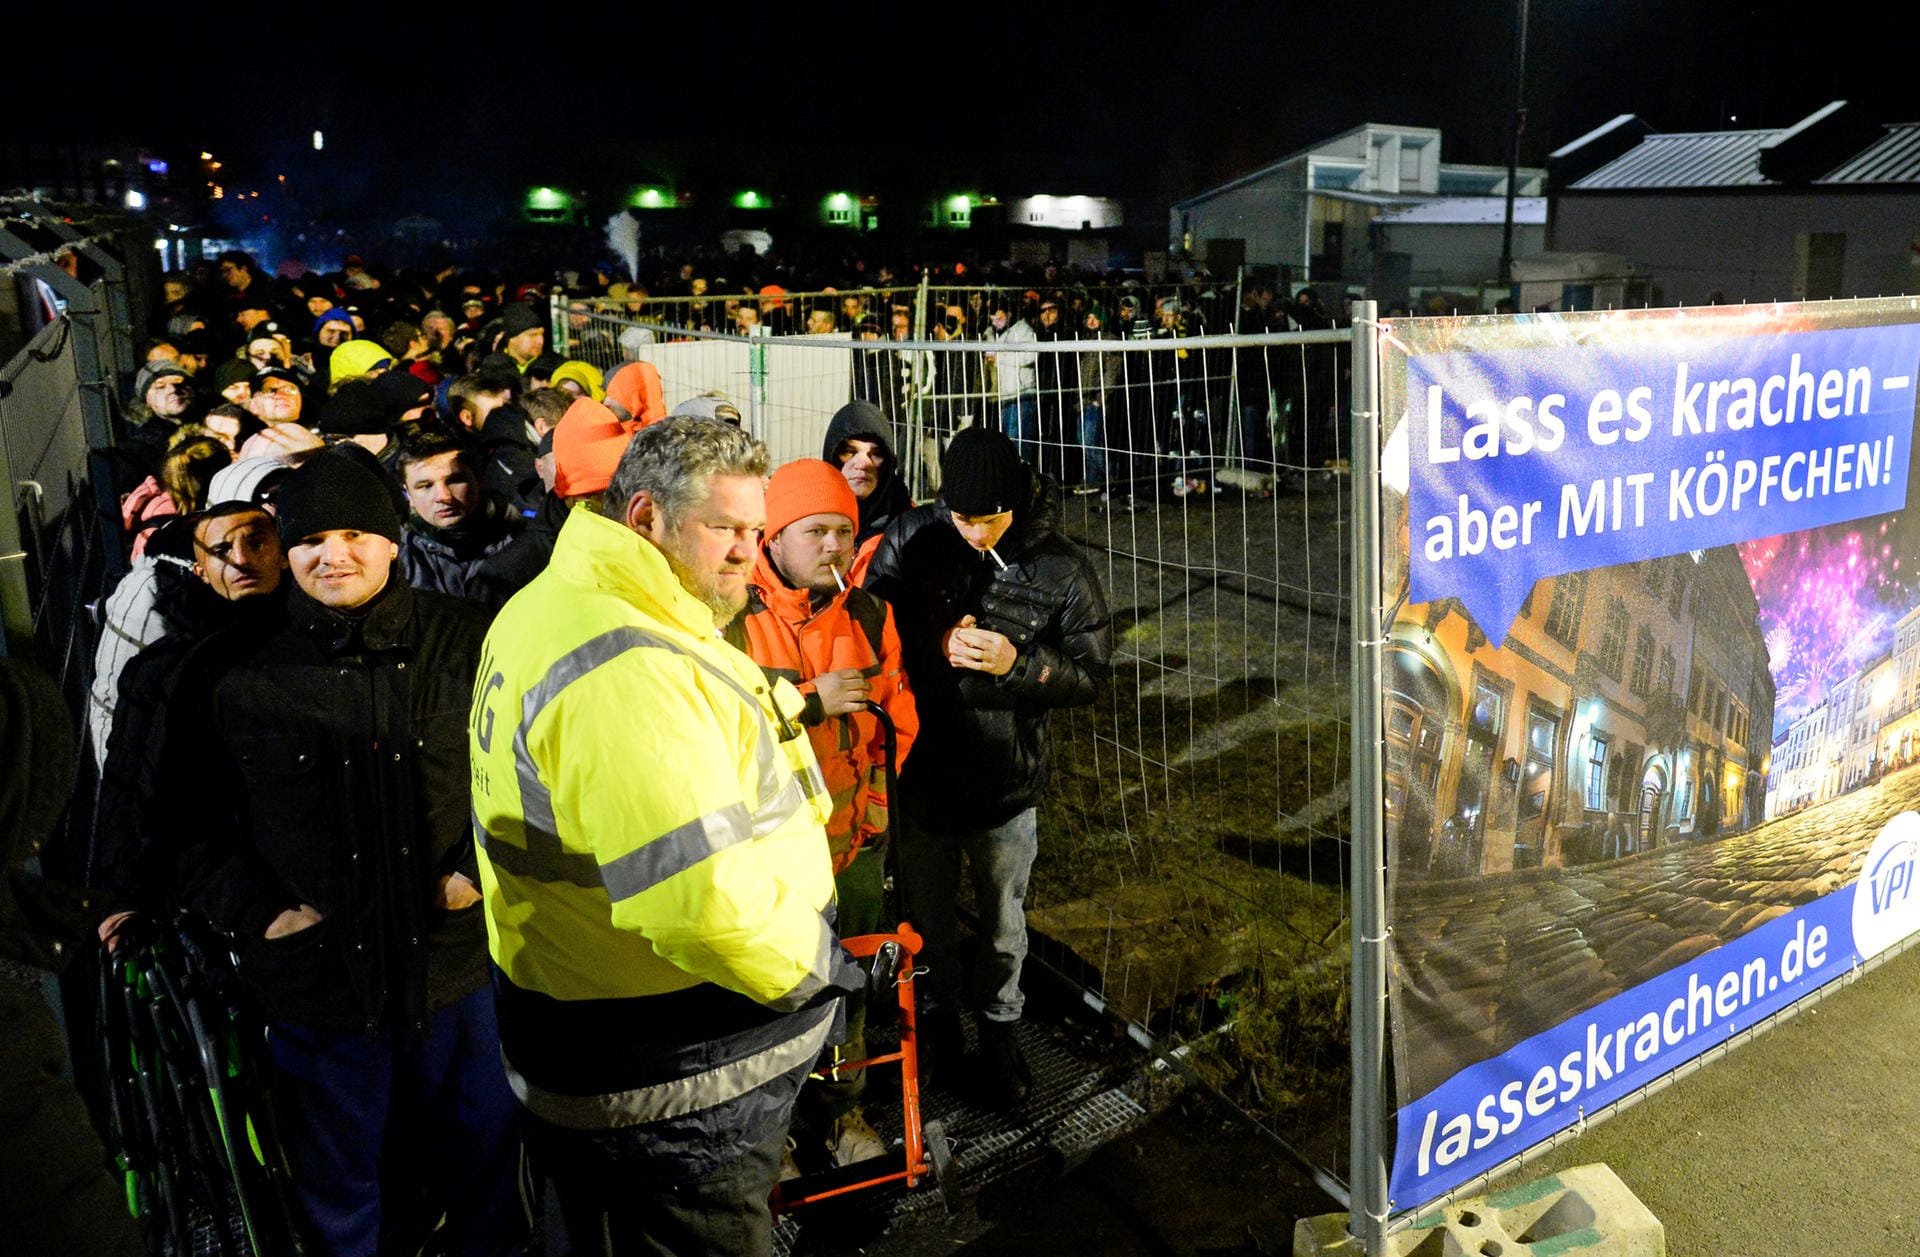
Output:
[1377,299,1920,1212]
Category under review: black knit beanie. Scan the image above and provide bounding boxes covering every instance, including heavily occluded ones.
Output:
[941,426,1029,515]
[318,379,391,436]
[371,368,432,416]
[498,303,545,338]
[275,451,402,547]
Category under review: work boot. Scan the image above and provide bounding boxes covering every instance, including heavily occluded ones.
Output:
[978,1018,1033,1108]
[826,1108,889,1167]
[915,1006,965,1090]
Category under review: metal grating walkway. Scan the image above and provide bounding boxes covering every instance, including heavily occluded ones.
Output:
[774,1013,1155,1253]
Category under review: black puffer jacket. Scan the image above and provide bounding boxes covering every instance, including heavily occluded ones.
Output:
[91,574,286,915]
[866,472,1111,831]
[156,578,491,1033]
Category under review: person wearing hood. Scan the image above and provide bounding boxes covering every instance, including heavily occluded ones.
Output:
[603,360,666,427]
[821,400,912,583]
[148,451,523,1257]
[548,359,605,402]
[0,660,148,1257]
[395,429,523,605]
[865,427,1111,1107]
[465,395,626,606]
[313,307,357,350]
[727,459,918,1167]
[473,390,544,518]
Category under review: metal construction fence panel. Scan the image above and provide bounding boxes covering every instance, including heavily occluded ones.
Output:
[563,302,1354,498]
[1351,296,1920,1248]
[564,280,1254,342]
[0,212,150,890]
[568,303,1364,1196]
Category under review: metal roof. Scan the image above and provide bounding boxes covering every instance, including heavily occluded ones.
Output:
[1818,122,1920,183]
[1572,119,1920,190]
[1571,129,1777,189]
[1373,196,1545,225]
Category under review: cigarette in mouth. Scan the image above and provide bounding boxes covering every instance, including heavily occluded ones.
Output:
[832,566,847,591]
[987,547,1008,570]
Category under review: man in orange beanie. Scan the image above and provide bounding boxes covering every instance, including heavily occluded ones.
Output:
[727,458,918,1171]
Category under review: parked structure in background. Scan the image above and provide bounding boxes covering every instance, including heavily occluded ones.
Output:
[1550,101,1920,307]
[1169,122,1546,305]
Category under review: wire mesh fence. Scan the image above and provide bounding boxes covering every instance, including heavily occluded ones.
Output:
[566,300,1362,1186]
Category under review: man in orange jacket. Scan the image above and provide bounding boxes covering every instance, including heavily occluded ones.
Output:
[729,458,918,1168]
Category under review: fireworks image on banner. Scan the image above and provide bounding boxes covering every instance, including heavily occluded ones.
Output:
[1740,513,1914,736]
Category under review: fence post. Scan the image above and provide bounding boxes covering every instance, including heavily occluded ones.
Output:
[1225,264,1246,469]
[909,272,932,498]
[550,287,569,358]
[1347,300,1389,1255]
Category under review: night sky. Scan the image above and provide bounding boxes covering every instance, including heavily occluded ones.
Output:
[10,2,1918,203]
[9,4,1919,732]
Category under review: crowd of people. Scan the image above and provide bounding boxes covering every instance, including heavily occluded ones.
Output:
[571,259,1348,491]
[63,245,1116,1257]
[124,244,1346,521]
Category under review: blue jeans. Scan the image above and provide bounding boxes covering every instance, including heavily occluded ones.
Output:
[999,394,1039,467]
[900,807,1038,1023]
[266,985,523,1257]
[1079,403,1108,486]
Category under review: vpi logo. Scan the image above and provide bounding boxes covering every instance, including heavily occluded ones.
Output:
[1853,812,1920,959]
[1869,840,1918,915]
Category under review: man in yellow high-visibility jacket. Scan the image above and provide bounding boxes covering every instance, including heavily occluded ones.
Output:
[469,416,859,1257]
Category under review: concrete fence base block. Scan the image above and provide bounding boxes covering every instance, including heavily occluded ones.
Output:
[1293,1164,1664,1257]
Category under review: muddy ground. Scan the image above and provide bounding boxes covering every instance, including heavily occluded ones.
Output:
[1020,479,1355,1161]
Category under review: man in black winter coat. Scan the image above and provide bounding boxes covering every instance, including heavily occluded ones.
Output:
[93,504,287,938]
[865,427,1111,1106]
[151,451,524,1257]
[395,429,521,605]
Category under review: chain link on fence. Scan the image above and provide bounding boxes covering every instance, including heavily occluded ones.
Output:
[563,298,1362,1189]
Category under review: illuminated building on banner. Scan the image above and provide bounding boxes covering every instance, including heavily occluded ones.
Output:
[1768,603,1920,820]
[1387,547,1773,878]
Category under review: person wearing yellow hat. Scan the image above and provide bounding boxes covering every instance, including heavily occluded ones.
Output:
[327,338,394,391]
[547,360,605,402]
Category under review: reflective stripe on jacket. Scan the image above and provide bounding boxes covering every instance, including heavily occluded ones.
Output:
[470,508,856,1166]
[736,549,918,873]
